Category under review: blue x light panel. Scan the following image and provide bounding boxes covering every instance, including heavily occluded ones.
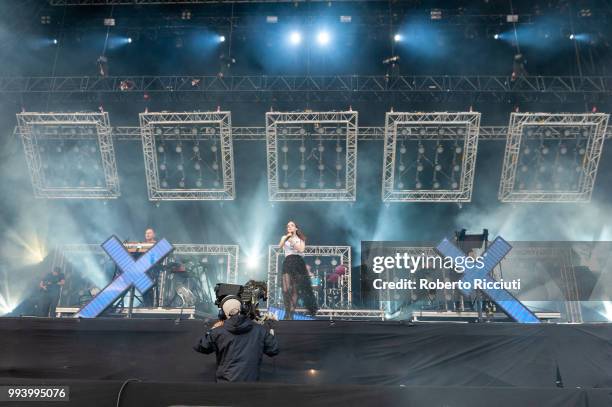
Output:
[436,237,540,323]
[76,236,174,318]
[267,306,315,321]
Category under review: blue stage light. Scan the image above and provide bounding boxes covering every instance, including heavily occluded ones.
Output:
[290,31,302,45]
[436,237,541,323]
[76,236,174,318]
[317,31,330,46]
[393,34,402,42]
[127,37,132,44]
[572,33,591,42]
[219,35,226,43]
[289,31,302,45]
[268,306,315,321]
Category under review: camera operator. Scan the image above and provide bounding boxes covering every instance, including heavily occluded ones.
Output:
[194,298,279,382]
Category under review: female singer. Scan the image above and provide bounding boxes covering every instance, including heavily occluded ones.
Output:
[279,221,318,319]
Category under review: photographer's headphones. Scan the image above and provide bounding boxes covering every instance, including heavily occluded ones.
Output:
[217,295,246,321]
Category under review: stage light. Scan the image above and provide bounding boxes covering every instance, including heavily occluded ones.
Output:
[494,33,500,40]
[289,31,302,45]
[266,16,278,24]
[602,301,612,321]
[317,31,330,46]
[218,35,226,43]
[0,297,17,316]
[572,33,591,43]
[393,34,402,42]
[52,39,58,45]
[246,255,260,270]
[127,37,132,44]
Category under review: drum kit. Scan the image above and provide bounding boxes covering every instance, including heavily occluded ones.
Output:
[309,264,348,308]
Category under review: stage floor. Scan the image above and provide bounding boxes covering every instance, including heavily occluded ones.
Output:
[0,317,610,406]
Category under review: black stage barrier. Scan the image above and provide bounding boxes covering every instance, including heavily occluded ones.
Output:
[0,318,611,403]
[0,378,611,407]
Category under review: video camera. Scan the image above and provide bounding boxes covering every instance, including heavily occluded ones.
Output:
[214,280,267,321]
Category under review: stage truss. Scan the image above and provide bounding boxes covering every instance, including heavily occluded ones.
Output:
[171,244,239,284]
[53,243,239,309]
[382,112,480,202]
[499,113,609,203]
[369,246,442,313]
[267,245,352,309]
[139,111,235,200]
[266,111,358,201]
[16,112,120,199]
[3,75,611,104]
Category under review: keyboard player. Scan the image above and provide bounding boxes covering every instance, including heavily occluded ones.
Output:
[125,228,160,307]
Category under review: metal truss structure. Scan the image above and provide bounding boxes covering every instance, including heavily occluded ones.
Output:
[267,245,352,310]
[171,244,239,283]
[72,125,612,141]
[266,111,357,201]
[264,307,385,321]
[140,111,235,200]
[367,246,440,311]
[16,112,120,199]
[499,113,609,203]
[53,242,239,307]
[313,308,385,320]
[2,75,611,103]
[410,310,560,322]
[382,112,480,202]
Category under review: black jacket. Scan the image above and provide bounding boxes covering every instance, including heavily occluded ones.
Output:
[194,314,279,382]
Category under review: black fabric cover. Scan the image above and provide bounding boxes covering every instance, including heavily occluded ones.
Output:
[0,378,610,407]
[0,317,611,389]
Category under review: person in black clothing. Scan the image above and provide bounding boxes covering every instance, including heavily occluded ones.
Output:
[38,267,65,317]
[141,227,159,307]
[194,298,279,382]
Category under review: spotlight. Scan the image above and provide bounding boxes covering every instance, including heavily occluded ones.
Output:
[569,34,575,40]
[289,31,302,45]
[494,33,500,40]
[219,35,226,43]
[246,255,260,270]
[127,37,132,44]
[317,31,330,46]
[53,38,58,45]
[393,34,402,42]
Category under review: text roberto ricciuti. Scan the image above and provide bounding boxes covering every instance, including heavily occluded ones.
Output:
[369,253,521,291]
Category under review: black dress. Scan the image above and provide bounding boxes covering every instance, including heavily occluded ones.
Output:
[282,254,318,315]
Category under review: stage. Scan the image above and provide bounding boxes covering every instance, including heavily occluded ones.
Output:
[0,317,610,406]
